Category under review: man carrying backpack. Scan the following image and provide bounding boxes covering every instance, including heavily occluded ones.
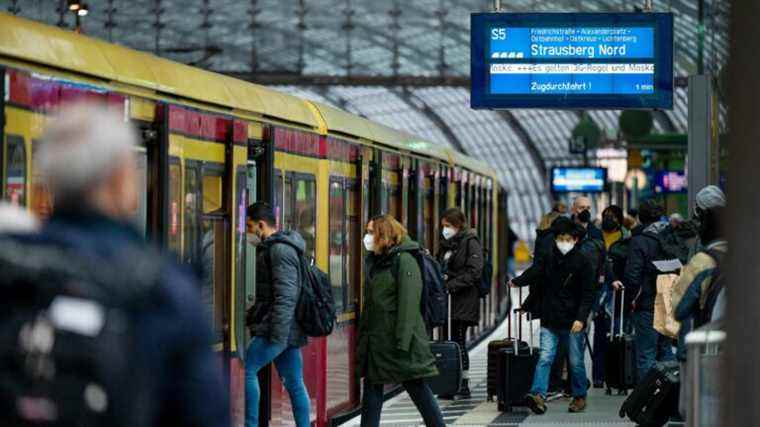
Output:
[621,200,677,380]
[245,202,310,427]
[0,104,229,427]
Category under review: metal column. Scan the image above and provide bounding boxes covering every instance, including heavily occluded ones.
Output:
[687,75,712,213]
[725,0,760,424]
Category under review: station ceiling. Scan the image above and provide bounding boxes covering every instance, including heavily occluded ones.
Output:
[2,0,730,239]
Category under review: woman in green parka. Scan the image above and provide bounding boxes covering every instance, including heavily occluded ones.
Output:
[357,215,445,427]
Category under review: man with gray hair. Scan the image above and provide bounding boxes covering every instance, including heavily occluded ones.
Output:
[0,103,229,426]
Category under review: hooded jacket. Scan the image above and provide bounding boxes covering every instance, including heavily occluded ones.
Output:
[513,242,595,330]
[623,221,668,313]
[437,228,484,324]
[515,227,555,318]
[357,236,439,384]
[248,230,308,348]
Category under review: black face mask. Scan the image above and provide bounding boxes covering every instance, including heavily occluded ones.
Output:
[577,209,591,224]
[602,217,619,232]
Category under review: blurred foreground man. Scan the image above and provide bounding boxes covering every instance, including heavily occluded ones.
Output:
[0,104,229,426]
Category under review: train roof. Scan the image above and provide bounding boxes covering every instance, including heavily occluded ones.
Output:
[0,13,495,179]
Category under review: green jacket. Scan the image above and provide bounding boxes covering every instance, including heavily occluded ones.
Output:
[357,237,439,384]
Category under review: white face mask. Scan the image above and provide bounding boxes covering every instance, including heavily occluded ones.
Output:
[556,240,575,255]
[442,226,458,240]
[363,233,375,252]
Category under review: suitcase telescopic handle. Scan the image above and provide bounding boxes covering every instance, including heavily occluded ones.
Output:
[609,286,626,341]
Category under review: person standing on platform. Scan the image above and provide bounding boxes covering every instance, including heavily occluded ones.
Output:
[621,199,676,380]
[357,215,444,427]
[436,208,484,400]
[245,202,311,427]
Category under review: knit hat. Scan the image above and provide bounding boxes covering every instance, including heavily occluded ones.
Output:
[695,185,727,210]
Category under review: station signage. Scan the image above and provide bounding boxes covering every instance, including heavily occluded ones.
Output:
[471,13,674,109]
[551,167,607,193]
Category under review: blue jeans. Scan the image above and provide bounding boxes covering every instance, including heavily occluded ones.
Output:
[632,310,675,381]
[530,327,588,399]
[245,337,310,427]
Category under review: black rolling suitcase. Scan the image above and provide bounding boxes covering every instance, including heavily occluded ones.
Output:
[605,287,637,394]
[487,288,528,401]
[619,361,680,426]
[428,295,463,396]
[496,306,538,412]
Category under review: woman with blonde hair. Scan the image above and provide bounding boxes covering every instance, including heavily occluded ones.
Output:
[357,215,444,427]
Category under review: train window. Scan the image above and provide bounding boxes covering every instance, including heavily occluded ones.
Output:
[346,180,360,309]
[168,160,182,257]
[329,179,345,312]
[134,151,148,237]
[423,177,434,252]
[283,175,293,231]
[183,163,202,265]
[388,184,401,222]
[30,139,52,220]
[202,166,223,214]
[4,135,26,206]
[273,169,283,228]
[293,175,316,260]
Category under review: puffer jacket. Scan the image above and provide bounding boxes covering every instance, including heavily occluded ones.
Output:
[247,230,308,348]
[437,229,484,325]
[357,237,439,384]
[512,228,554,318]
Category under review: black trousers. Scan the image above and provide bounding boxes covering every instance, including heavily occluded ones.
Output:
[450,319,470,372]
[360,379,445,427]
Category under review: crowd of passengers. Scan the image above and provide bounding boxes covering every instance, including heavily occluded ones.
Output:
[0,102,727,427]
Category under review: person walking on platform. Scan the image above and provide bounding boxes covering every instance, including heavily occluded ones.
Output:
[436,208,484,400]
[0,103,229,427]
[591,205,630,388]
[358,215,444,427]
[511,217,595,414]
[244,202,311,427]
[621,199,676,380]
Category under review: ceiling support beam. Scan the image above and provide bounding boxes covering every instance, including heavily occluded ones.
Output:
[394,89,468,154]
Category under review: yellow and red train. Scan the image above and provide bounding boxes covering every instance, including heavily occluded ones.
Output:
[0,13,512,426]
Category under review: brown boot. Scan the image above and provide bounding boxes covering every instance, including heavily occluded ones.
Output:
[525,393,547,415]
[568,397,586,413]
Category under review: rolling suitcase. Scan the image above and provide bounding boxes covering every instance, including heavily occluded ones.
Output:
[619,361,680,426]
[496,306,538,412]
[428,295,463,396]
[605,287,637,394]
[487,288,528,401]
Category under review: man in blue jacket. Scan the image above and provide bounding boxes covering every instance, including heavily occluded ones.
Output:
[0,104,229,426]
[245,202,310,427]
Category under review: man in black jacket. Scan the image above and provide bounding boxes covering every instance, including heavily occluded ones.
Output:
[620,199,676,381]
[512,217,595,414]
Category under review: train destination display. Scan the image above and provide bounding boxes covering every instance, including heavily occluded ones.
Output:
[551,167,607,193]
[471,13,674,109]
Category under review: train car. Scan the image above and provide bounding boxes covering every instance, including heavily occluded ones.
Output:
[0,13,511,426]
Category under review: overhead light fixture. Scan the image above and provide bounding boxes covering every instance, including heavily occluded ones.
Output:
[67,0,81,11]
[77,5,89,17]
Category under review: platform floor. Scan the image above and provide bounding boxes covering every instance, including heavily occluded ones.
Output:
[343,289,635,426]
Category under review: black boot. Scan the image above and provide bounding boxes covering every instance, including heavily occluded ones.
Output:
[456,379,471,400]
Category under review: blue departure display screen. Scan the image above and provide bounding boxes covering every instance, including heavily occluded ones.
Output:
[551,167,607,193]
[471,13,674,109]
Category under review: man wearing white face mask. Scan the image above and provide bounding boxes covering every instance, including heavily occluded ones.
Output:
[511,216,595,414]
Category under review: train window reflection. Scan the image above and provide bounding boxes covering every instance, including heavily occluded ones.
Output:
[329,179,345,312]
[4,135,26,206]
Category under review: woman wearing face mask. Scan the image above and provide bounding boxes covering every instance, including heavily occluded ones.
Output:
[511,217,596,414]
[592,205,631,388]
[436,208,484,400]
[357,215,444,427]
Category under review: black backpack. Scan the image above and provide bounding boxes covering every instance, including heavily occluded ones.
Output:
[271,241,336,337]
[395,249,447,328]
[644,225,691,264]
[0,238,161,427]
[479,249,494,298]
